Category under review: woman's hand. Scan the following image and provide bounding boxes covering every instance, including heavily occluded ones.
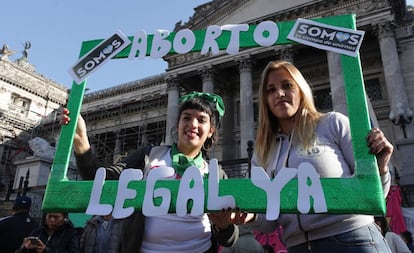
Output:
[208,207,252,230]
[366,128,394,175]
[59,108,91,155]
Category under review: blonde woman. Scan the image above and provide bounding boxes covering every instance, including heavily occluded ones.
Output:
[251,60,394,253]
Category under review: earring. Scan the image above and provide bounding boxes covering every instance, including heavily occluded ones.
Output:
[203,137,213,150]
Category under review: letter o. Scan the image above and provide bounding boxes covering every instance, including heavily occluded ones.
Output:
[173,29,196,54]
[308,27,321,37]
[84,60,96,71]
[253,21,279,47]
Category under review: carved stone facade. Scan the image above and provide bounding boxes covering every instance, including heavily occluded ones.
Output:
[0,54,68,199]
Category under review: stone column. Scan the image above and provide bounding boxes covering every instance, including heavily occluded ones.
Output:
[238,56,255,158]
[165,75,180,145]
[374,21,413,138]
[200,66,215,93]
[327,51,348,115]
[221,87,235,160]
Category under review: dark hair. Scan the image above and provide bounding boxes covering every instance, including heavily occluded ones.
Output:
[263,245,274,253]
[374,216,391,235]
[402,231,413,244]
[177,97,219,153]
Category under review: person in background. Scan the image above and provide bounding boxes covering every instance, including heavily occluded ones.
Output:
[0,196,40,253]
[246,60,394,252]
[61,91,239,253]
[254,225,287,253]
[16,212,80,253]
[401,231,414,253]
[375,216,411,253]
[219,225,264,253]
[80,214,124,253]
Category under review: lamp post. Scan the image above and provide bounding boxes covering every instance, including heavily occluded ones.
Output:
[247,140,253,178]
[389,105,413,138]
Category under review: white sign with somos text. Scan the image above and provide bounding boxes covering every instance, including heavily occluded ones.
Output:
[287,18,365,57]
[69,31,131,84]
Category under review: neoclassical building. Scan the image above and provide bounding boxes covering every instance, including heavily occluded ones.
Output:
[0,46,68,202]
[73,0,414,204]
[2,0,414,208]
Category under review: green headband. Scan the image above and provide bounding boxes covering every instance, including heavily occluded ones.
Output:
[179,91,225,118]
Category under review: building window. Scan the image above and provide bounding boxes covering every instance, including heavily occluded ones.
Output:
[9,93,31,116]
[314,88,332,111]
[365,78,382,101]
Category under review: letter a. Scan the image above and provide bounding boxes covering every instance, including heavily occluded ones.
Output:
[297,162,327,214]
[176,166,204,216]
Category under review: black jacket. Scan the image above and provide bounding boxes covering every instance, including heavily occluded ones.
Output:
[16,222,80,253]
[0,212,40,253]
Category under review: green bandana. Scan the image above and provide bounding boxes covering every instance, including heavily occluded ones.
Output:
[171,143,205,177]
[179,91,225,118]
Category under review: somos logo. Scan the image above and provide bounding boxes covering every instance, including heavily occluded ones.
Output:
[69,31,130,84]
[288,18,364,57]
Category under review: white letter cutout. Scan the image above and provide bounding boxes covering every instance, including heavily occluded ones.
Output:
[176,166,205,216]
[142,166,175,216]
[150,29,171,58]
[254,21,279,47]
[112,169,143,219]
[128,30,147,60]
[297,162,327,214]
[222,24,249,54]
[173,29,196,54]
[207,159,236,210]
[201,25,222,55]
[251,166,297,221]
[86,168,113,216]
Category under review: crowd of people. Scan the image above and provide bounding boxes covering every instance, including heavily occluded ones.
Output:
[1,60,413,252]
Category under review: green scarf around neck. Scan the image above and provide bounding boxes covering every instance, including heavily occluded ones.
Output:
[171,143,205,177]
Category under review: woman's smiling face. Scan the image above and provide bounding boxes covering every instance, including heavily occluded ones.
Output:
[177,109,214,157]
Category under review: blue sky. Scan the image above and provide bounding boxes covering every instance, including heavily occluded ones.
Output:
[2,0,210,93]
[2,0,413,93]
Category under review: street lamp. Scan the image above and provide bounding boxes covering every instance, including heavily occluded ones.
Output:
[389,104,413,138]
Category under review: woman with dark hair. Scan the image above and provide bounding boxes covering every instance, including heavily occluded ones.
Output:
[375,216,411,253]
[17,212,80,253]
[61,91,238,253]
[401,231,414,253]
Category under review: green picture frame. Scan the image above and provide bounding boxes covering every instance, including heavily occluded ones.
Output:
[42,14,385,217]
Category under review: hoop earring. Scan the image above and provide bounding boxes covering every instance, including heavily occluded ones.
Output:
[203,137,213,151]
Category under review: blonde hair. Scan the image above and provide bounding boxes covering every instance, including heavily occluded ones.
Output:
[255,60,323,167]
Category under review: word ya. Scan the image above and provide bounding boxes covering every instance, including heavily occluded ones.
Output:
[127,21,280,59]
[86,159,327,221]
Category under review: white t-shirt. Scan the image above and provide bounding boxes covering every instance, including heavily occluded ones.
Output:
[141,148,211,253]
